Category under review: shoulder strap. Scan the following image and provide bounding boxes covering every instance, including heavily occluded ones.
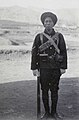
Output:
[40,33,43,44]
[53,32,59,46]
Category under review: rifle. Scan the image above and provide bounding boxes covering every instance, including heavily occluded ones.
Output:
[37,76,41,120]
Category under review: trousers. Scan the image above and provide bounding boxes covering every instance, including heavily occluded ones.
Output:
[40,68,61,114]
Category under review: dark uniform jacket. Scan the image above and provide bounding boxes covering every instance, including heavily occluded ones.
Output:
[31,29,67,70]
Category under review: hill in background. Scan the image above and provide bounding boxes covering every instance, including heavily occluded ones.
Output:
[0,6,79,27]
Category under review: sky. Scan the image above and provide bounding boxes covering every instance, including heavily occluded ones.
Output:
[0,0,79,9]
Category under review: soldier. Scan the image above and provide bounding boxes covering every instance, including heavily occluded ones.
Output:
[31,12,67,119]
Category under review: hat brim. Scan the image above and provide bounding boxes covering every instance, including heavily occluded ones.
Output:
[41,12,57,25]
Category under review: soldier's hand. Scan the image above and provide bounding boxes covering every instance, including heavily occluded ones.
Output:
[60,69,66,75]
[32,69,40,77]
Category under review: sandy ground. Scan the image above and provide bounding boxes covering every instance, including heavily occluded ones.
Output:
[0,78,79,120]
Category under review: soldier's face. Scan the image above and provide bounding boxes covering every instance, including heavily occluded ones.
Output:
[44,17,54,30]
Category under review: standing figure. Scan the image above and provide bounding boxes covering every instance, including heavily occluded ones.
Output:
[31,12,67,120]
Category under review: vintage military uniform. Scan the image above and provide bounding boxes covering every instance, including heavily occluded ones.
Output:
[31,12,67,119]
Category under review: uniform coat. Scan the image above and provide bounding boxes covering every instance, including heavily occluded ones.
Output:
[31,29,67,70]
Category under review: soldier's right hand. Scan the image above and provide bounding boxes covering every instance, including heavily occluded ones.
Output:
[32,69,40,77]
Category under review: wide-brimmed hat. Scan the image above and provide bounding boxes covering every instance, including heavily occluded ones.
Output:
[41,12,57,25]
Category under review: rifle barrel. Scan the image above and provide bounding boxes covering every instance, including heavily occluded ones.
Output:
[37,77,41,119]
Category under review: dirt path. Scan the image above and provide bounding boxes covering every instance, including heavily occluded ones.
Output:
[0,78,79,120]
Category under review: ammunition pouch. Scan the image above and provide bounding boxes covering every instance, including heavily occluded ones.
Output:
[48,54,63,63]
[54,53,63,62]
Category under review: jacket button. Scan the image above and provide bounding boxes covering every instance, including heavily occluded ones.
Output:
[50,47,52,49]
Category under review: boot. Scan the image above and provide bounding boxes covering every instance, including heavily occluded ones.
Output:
[51,112,63,120]
[51,90,58,115]
[41,90,50,119]
[41,112,50,119]
[51,98,58,116]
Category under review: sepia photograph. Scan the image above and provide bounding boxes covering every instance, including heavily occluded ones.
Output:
[0,0,79,120]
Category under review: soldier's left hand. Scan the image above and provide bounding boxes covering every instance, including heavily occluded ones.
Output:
[32,69,40,77]
[60,69,66,74]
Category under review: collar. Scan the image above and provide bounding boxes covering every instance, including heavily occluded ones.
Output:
[44,28,55,37]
